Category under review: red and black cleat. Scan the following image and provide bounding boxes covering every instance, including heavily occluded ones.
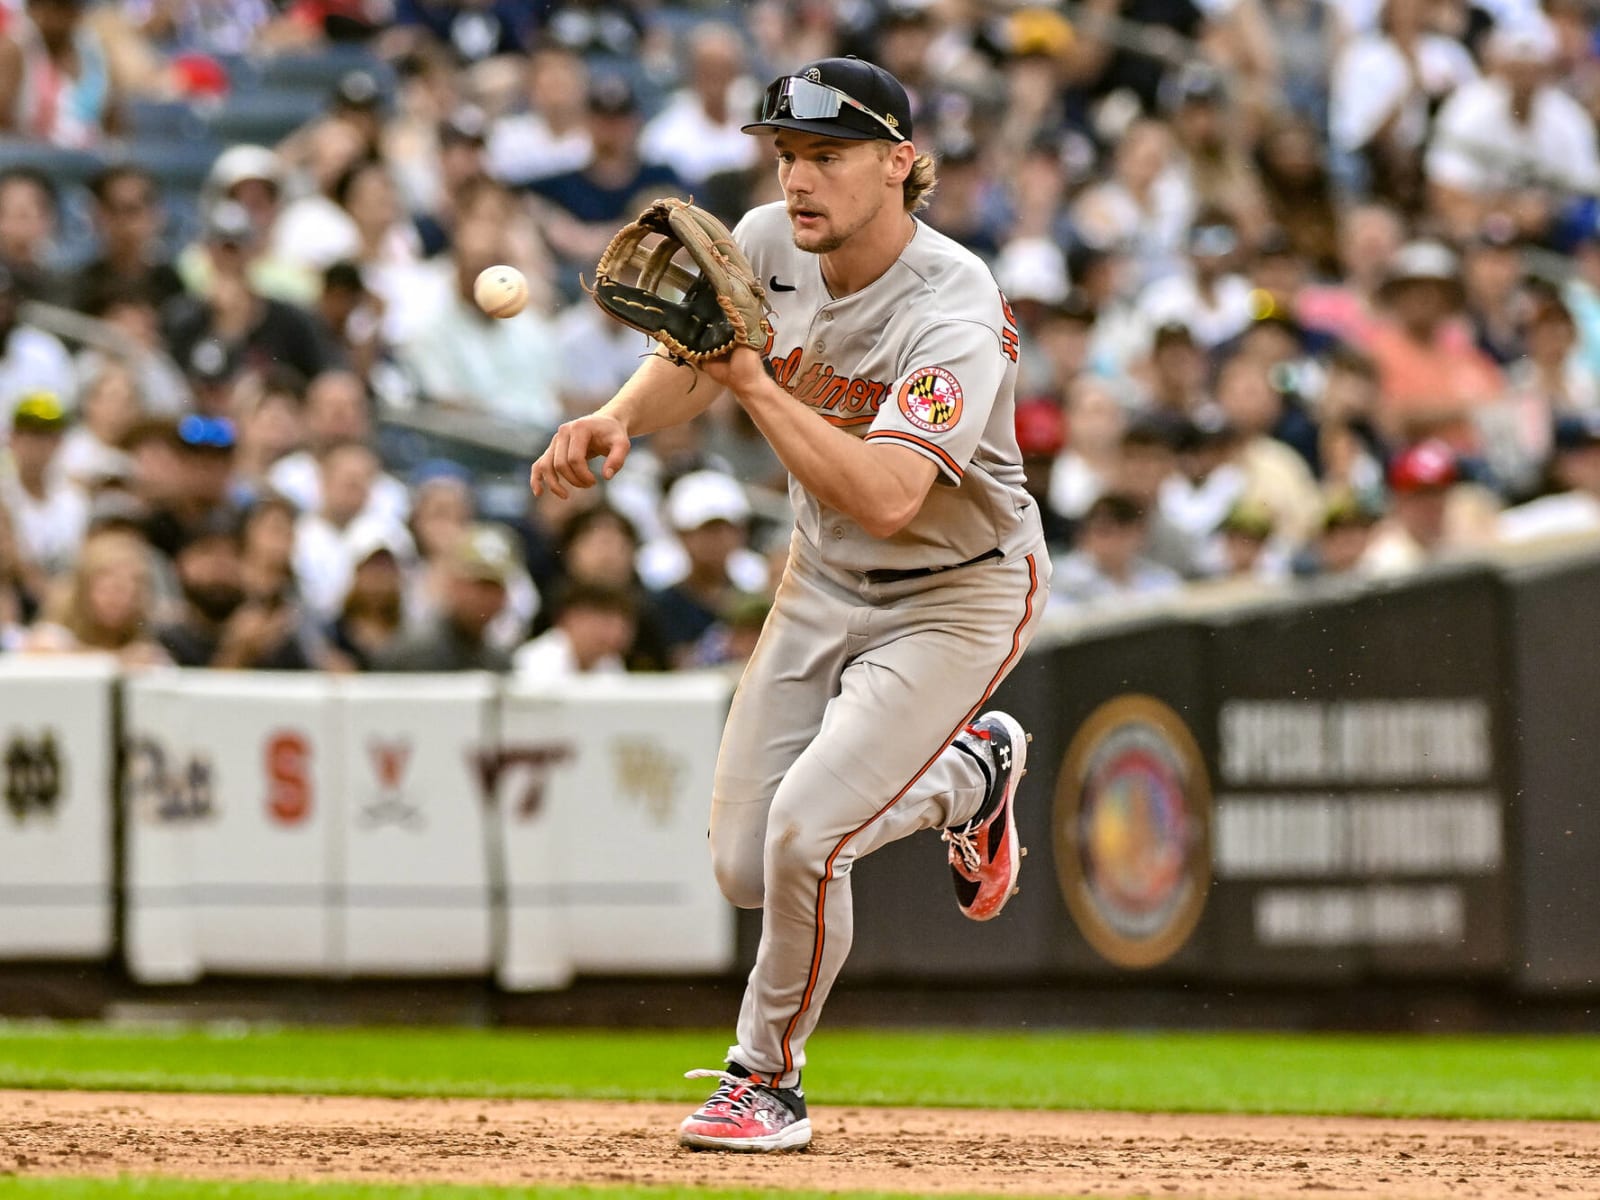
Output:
[942,710,1029,921]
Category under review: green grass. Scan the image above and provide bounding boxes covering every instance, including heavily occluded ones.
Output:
[0,1021,1598,1120]
[0,1182,1073,1200]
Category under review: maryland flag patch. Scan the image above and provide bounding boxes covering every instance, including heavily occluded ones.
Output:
[897,366,964,433]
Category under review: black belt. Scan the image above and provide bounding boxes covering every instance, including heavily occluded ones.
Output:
[863,547,1003,586]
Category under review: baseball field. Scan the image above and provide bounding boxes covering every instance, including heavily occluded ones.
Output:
[1,1023,1598,1198]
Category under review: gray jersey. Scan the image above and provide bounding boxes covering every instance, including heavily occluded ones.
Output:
[733,202,1042,572]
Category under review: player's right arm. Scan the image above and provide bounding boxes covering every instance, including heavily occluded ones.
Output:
[528,350,719,498]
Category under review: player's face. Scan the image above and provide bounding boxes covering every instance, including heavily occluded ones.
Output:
[774,133,895,254]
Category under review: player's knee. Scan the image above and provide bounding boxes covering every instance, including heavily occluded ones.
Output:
[710,845,765,909]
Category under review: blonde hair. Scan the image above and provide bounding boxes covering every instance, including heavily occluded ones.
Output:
[51,530,154,651]
[876,142,939,213]
[904,151,937,213]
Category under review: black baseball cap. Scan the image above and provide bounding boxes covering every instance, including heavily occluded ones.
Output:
[744,57,912,143]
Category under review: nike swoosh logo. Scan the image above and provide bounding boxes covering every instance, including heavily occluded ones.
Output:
[769,276,797,292]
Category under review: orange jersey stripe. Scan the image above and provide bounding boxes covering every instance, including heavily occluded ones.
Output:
[862,429,964,479]
[777,553,1040,1074]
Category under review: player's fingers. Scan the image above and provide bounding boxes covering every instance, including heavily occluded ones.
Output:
[559,425,598,487]
[601,434,630,480]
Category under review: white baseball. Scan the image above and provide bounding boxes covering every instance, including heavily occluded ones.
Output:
[474,265,528,318]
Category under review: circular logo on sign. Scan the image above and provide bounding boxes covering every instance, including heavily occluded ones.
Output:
[897,366,963,433]
[1054,695,1211,969]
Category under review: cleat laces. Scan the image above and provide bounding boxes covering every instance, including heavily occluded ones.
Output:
[685,1069,762,1118]
[941,824,981,872]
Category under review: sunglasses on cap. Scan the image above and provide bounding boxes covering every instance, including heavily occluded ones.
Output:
[758,76,906,142]
[178,413,236,450]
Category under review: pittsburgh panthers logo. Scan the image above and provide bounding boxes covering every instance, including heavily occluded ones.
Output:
[897,366,964,434]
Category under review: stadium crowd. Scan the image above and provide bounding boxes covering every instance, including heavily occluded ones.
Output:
[3,0,1600,676]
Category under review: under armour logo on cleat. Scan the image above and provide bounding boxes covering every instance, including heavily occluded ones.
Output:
[998,745,1012,769]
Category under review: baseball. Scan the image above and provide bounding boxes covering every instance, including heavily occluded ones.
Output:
[474,265,528,318]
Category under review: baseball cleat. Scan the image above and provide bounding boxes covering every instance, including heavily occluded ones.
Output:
[678,1065,812,1152]
[943,710,1029,921]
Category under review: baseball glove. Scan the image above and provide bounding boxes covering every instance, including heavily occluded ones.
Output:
[590,198,772,366]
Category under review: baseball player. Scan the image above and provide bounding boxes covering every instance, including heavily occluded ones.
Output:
[529,56,1050,1152]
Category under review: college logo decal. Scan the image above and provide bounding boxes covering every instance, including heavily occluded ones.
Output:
[4,730,62,823]
[1054,695,1211,969]
[897,366,963,433]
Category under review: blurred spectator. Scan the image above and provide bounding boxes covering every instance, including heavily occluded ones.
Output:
[1362,438,1474,573]
[640,23,759,188]
[1014,397,1073,552]
[400,177,560,426]
[1164,64,1268,238]
[1315,345,1389,507]
[1162,405,1247,543]
[1255,116,1339,274]
[486,43,592,185]
[326,157,432,344]
[376,522,516,672]
[230,366,308,505]
[130,412,238,561]
[1113,413,1200,576]
[238,490,298,600]
[326,523,407,671]
[0,167,67,306]
[1330,0,1477,209]
[188,145,317,306]
[163,201,340,386]
[1071,119,1194,291]
[540,0,643,58]
[649,469,762,667]
[544,502,669,671]
[0,0,122,149]
[267,368,408,525]
[20,526,166,664]
[1366,240,1504,450]
[158,510,314,670]
[1213,353,1323,545]
[0,265,74,419]
[1293,490,1381,576]
[410,104,492,257]
[273,119,373,278]
[125,0,306,54]
[1139,212,1254,349]
[387,0,532,63]
[689,590,771,670]
[57,360,138,489]
[0,500,25,646]
[292,438,409,620]
[1064,0,1206,117]
[1427,16,1600,243]
[74,165,184,315]
[77,281,190,416]
[1050,492,1185,610]
[1497,413,1600,543]
[315,260,390,388]
[1202,496,1288,582]
[1462,216,1529,366]
[1,392,86,582]
[526,75,688,281]
[1049,375,1127,525]
[921,132,1003,261]
[1296,202,1404,347]
[512,579,635,678]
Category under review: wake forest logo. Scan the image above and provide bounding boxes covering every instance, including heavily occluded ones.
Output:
[1054,695,1211,969]
[612,737,684,824]
[4,730,62,823]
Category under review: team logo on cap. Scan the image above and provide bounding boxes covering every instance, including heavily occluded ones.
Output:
[803,67,822,82]
[897,366,963,433]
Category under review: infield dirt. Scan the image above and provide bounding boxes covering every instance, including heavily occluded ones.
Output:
[3,1089,1598,1198]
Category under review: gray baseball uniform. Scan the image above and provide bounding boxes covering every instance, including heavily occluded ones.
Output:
[707,202,1051,1089]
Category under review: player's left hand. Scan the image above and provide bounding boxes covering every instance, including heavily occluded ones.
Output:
[696,346,768,399]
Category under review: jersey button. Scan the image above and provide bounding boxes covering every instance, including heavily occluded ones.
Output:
[815,341,826,353]
[832,526,844,540]
[822,311,834,322]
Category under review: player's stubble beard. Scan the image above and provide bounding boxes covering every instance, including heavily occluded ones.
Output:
[791,196,880,255]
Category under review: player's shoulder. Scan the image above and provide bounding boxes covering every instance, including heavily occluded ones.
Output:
[900,220,1006,327]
